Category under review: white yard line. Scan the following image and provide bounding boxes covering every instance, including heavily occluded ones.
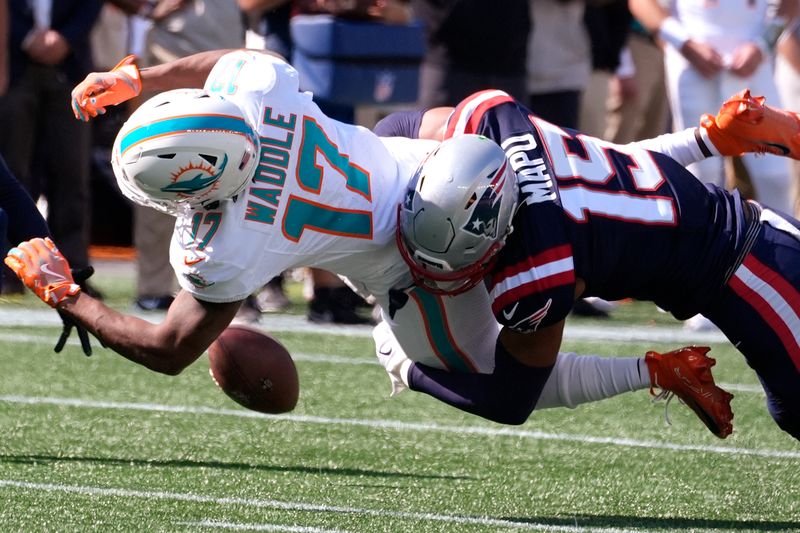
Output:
[0,479,649,533]
[0,331,767,394]
[0,394,796,459]
[177,520,351,533]
[0,308,729,343]
[0,331,377,365]
[716,383,764,394]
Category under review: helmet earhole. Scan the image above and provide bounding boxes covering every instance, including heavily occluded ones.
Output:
[238,151,252,171]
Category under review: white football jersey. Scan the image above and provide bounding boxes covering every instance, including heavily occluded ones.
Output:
[170,51,500,374]
[171,51,434,303]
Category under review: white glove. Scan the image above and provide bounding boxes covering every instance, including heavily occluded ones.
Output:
[372,322,412,396]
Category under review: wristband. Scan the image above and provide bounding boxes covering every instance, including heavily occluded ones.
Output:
[694,127,715,158]
[658,17,690,50]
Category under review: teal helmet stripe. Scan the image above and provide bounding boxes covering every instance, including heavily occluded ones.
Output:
[119,115,256,154]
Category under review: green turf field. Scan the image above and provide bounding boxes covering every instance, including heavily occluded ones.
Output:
[0,263,798,532]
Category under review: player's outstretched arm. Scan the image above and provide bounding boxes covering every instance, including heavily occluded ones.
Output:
[70,48,263,122]
[59,289,241,375]
[407,99,714,168]
[71,55,142,121]
[5,237,240,374]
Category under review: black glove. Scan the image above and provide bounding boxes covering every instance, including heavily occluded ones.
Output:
[53,266,105,356]
[55,309,93,356]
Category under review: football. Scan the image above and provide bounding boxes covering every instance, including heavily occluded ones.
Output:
[208,325,299,414]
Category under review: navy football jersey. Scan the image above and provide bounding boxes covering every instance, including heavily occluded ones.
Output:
[375,91,759,330]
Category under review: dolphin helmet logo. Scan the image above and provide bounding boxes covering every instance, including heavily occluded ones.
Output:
[162,154,228,195]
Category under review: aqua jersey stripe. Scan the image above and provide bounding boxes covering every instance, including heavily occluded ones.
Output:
[410,287,473,372]
[282,197,372,241]
[119,115,255,154]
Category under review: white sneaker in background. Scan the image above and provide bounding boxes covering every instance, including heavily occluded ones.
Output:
[684,314,720,332]
[255,283,291,313]
[583,297,617,314]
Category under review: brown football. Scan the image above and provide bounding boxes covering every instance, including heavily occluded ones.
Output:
[208,325,299,414]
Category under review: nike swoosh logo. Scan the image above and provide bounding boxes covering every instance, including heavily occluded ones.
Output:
[40,263,66,280]
[764,142,790,156]
[184,256,203,266]
[502,302,519,321]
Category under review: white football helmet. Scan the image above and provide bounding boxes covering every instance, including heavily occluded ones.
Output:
[397,134,518,295]
[112,89,259,214]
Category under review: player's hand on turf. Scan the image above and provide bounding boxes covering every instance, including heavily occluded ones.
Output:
[54,267,105,356]
[71,54,141,122]
[4,237,80,308]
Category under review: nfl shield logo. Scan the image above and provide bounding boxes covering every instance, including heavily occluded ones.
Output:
[374,71,396,103]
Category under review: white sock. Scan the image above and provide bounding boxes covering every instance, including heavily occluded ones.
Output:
[535,352,650,409]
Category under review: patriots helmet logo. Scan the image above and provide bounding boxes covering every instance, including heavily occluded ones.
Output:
[402,169,422,212]
[462,184,502,239]
[403,187,416,212]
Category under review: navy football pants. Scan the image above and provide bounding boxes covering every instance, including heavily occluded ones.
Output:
[704,208,800,440]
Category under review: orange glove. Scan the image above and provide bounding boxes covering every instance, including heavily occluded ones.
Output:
[4,237,81,308]
[70,54,142,122]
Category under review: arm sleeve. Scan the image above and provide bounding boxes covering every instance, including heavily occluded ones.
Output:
[407,338,554,425]
[629,127,717,167]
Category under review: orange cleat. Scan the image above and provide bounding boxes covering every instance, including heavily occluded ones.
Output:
[701,89,800,159]
[645,346,734,439]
